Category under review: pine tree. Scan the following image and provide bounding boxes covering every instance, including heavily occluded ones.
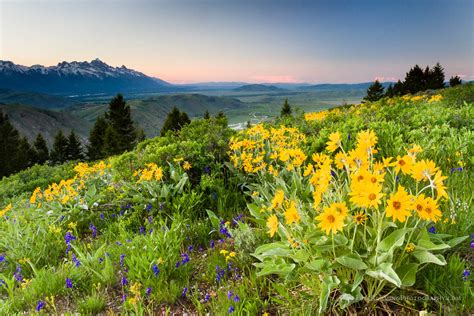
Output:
[363,80,385,102]
[16,137,34,170]
[246,120,252,128]
[33,133,49,164]
[103,125,121,157]
[0,110,22,177]
[203,110,210,119]
[87,115,108,161]
[160,107,191,136]
[392,80,405,96]
[66,131,83,161]
[50,130,69,164]
[404,65,425,94]
[215,111,228,126]
[104,94,136,154]
[423,66,432,90]
[428,62,445,90]
[385,84,394,98]
[280,99,292,116]
[449,75,462,87]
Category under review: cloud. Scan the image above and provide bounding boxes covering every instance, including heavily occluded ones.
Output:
[374,76,399,82]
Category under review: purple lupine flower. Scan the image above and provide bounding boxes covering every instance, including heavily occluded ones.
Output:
[463,269,471,281]
[0,255,5,264]
[121,277,128,286]
[99,257,104,264]
[203,166,211,174]
[89,222,97,238]
[115,241,122,246]
[100,213,105,220]
[470,242,474,249]
[347,133,351,140]
[72,253,80,267]
[428,226,436,234]
[227,290,234,300]
[0,279,6,287]
[219,221,232,238]
[210,240,215,249]
[36,301,45,312]
[175,261,181,268]
[66,278,73,288]
[120,254,125,267]
[65,231,76,254]
[148,216,153,224]
[13,265,22,282]
[204,293,211,302]
[146,287,152,296]
[233,295,240,303]
[122,294,127,302]
[146,204,152,211]
[188,245,194,252]
[152,264,160,276]
[149,228,153,234]
[181,253,190,265]
[159,203,164,210]
[139,226,146,236]
[182,287,188,298]
[216,265,225,283]
[228,305,235,314]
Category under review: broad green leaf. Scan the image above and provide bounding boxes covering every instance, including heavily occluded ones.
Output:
[206,210,221,230]
[305,259,327,272]
[446,235,468,248]
[247,203,263,220]
[413,250,446,265]
[366,263,402,287]
[417,239,450,251]
[319,275,340,313]
[254,242,291,259]
[255,261,295,277]
[352,271,364,292]
[378,228,408,252]
[289,249,310,263]
[396,263,418,287]
[336,254,368,270]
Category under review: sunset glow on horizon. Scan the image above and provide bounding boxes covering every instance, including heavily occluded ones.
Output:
[1,0,472,84]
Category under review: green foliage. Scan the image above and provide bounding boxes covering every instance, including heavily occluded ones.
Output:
[363,80,385,102]
[160,106,191,136]
[449,75,462,87]
[33,133,49,165]
[50,130,69,164]
[87,115,108,160]
[280,99,292,116]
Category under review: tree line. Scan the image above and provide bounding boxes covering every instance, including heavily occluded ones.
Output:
[0,93,227,178]
[364,62,463,102]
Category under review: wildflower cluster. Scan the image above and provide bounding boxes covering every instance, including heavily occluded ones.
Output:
[133,163,163,183]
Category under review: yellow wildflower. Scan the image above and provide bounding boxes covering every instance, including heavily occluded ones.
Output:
[266,214,279,237]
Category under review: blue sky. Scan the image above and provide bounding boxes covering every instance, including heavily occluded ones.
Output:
[0,0,472,83]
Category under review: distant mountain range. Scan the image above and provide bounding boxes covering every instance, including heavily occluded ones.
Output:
[233,84,286,92]
[299,82,394,91]
[0,88,78,109]
[0,59,174,95]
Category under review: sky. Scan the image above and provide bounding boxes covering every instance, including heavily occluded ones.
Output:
[0,0,473,84]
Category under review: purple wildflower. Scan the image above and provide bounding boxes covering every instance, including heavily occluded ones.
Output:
[66,278,72,289]
[148,216,153,224]
[14,265,22,282]
[182,287,188,298]
[233,295,240,303]
[428,226,436,234]
[463,269,471,281]
[204,293,211,302]
[36,301,45,312]
[181,253,190,265]
[121,277,128,286]
[89,222,97,238]
[146,287,152,296]
[152,264,160,276]
[203,166,211,174]
[72,253,81,267]
[228,305,235,314]
[120,254,125,268]
[146,204,152,211]
[210,240,215,249]
[139,226,146,236]
[227,290,234,299]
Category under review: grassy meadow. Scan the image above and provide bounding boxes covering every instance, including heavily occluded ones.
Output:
[0,84,472,314]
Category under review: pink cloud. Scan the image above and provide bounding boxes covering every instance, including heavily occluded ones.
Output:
[374,76,399,82]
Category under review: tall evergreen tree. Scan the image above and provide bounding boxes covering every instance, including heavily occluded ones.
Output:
[215,111,228,127]
[33,133,49,164]
[392,80,405,96]
[160,107,191,136]
[428,62,445,90]
[87,115,108,161]
[104,94,136,155]
[50,130,69,164]
[363,80,385,102]
[404,65,425,94]
[449,75,462,87]
[280,99,292,116]
[0,110,22,177]
[16,137,34,170]
[385,84,394,98]
[66,131,83,161]
[203,110,210,119]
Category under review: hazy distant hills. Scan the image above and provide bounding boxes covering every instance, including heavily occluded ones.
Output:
[233,84,286,92]
[0,104,91,146]
[300,82,393,91]
[0,88,78,109]
[69,94,246,138]
[0,59,174,95]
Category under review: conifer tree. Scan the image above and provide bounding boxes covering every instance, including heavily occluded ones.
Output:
[363,80,385,102]
[16,137,34,170]
[404,65,425,94]
[280,99,292,116]
[203,110,210,119]
[428,62,445,90]
[449,75,462,87]
[0,110,22,177]
[385,84,394,98]
[66,131,83,161]
[87,115,108,161]
[50,130,69,164]
[160,107,191,136]
[392,80,405,96]
[215,111,228,126]
[33,133,49,164]
[104,94,136,154]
